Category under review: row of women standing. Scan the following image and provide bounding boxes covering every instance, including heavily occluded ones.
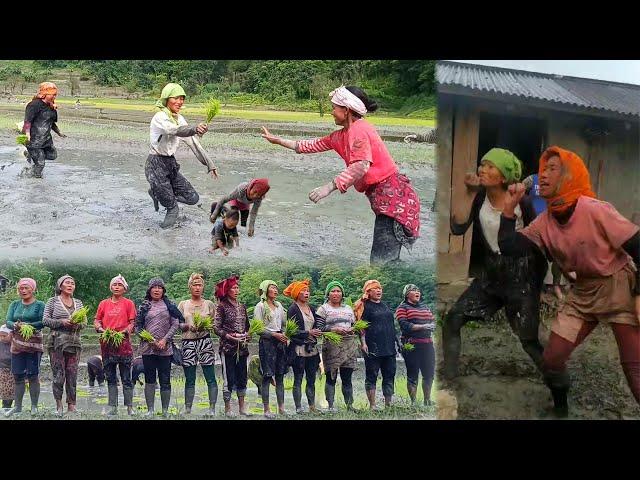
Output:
[2,273,435,418]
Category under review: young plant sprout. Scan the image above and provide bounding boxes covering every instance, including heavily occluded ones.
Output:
[70,306,90,325]
[19,323,35,340]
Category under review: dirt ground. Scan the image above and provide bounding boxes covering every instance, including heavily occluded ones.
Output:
[0,116,435,266]
[435,294,640,420]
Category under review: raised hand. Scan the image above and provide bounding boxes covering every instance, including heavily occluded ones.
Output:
[504,183,526,218]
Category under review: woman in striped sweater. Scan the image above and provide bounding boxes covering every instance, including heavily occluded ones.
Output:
[43,275,85,416]
[396,284,436,406]
[261,85,421,264]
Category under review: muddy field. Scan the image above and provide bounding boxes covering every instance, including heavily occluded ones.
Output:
[436,295,640,420]
[0,114,435,266]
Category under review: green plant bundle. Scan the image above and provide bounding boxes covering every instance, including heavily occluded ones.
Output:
[248,318,265,337]
[205,98,221,123]
[139,330,155,342]
[283,318,299,339]
[16,134,28,146]
[193,312,213,331]
[100,328,125,348]
[19,323,35,340]
[321,331,342,345]
[70,306,90,325]
[352,319,369,334]
[402,343,415,352]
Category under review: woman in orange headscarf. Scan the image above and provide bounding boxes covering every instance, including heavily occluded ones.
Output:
[21,82,67,178]
[499,146,640,417]
[283,279,324,414]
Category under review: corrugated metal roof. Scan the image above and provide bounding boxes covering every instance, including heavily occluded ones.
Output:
[437,61,640,117]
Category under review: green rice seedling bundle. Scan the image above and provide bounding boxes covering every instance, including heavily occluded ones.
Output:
[248,318,265,337]
[16,134,28,146]
[193,312,213,331]
[139,330,156,343]
[19,324,35,340]
[283,318,299,339]
[205,98,221,123]
[321,331,342,345]
[100,329,125,348]
[402,343,415,352]
[352,320,369,334]
[70,306,90,325]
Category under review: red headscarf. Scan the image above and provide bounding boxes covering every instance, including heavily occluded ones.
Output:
[215,275,239,300]
[248,178,270,198]
[539,146,596,214]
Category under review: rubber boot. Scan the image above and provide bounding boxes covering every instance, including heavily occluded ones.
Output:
[184,385,195,414]
[29,376,40,414]
[160,206,179,229]
[325,383,336,412]
[408,384,418,405]
[144,383,156,416]
[5,380,25,417]
[543,369,570,418]
[148,189,159,212]
[107,384,118,416]
[123,387,134,415]
[160,389,171,417]
[206,383,218,416]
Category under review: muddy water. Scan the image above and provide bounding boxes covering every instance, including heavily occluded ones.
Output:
[0,134,435,264]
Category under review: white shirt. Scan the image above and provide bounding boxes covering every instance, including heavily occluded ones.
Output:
[253,301,285,332]
[479,195,523,253]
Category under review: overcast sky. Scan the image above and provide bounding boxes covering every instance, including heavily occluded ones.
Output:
[451,60,640,86]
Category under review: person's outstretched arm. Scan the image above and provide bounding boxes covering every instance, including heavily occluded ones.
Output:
[182,135,218,179]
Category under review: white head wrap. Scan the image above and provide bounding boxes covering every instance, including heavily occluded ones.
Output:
[329,86,367,116]
[110,274,129,291]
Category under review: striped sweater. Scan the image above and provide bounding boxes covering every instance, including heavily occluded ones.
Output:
[395,301,435,343]
[43,296,84,352]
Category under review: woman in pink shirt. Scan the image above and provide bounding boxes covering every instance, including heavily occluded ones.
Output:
[499,146,640,417]
[261,86,421,264]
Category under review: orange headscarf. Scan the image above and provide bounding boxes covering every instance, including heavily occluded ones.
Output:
[353,280,382,320]
[36,82,58,109]
[283,279,310,301]
[539,146,596,214]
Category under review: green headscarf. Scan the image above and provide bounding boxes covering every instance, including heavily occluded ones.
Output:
[259,280,279,322]
[402,283,420,299]
[155,83,186,125]
[481,148,522,184]
[325,281,345,302]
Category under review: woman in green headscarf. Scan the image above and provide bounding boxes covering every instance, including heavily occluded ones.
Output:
[442,148,548,385]
[146,83,219,229]
[253,280,288,418]
[316,280,358,412]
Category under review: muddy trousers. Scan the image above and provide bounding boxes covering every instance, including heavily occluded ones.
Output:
[442,279,543,379]
[261,374,285,407]
[325,367,354,407]
[543,323,640,407]
[49,350,79,405]
[26,145,57,177]
[404,342,435,401]
[292,354,320,409]
[221,354,248,402]
[370,215,403,264]
[104,359,133,406]
[145,154,199,210]
[364,354,396,398]
[12,374,40,410]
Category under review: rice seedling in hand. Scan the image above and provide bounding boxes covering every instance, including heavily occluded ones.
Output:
[402,343,415,352]
[248,318,265,337]
[193,312,213,331]
[352,320,369,334]
[100,329,125,348]
[70,306,90,325]
[19,323,35,340]
[321,331,342,345]
[139,330,156,343]
[16,134,28,146]
[283,318,299,340]
[205,98,221,124]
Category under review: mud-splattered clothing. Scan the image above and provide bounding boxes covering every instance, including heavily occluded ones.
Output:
[213,299,250,357]
[211,218,239,247]
[361,301,397,357]
[210,182,264,232]
[317,303,358,376]
[43,296,84,354]
[254,301,288,378]
[23,99,59,176]
[50,349,79,404]
[135,299,180,357]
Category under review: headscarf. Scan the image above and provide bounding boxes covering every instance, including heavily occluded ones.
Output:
[155,83,186,125]
[146,277,166,300]
[329,85,367,116]
[247,178,271,198]
[109,274,128,291]
[215,275,239,300]
[353,280,382,320]
[188,273,205,288]
[324,281,345,303]
[539,146,596,214]
[36,82,58,110]
[259,280,279,322]
[481,148,522,184]
[402,284,420,299]
[17,278,37,293]
[55,275,74,295]
[283,279,310,301]
[0,325,11,335]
